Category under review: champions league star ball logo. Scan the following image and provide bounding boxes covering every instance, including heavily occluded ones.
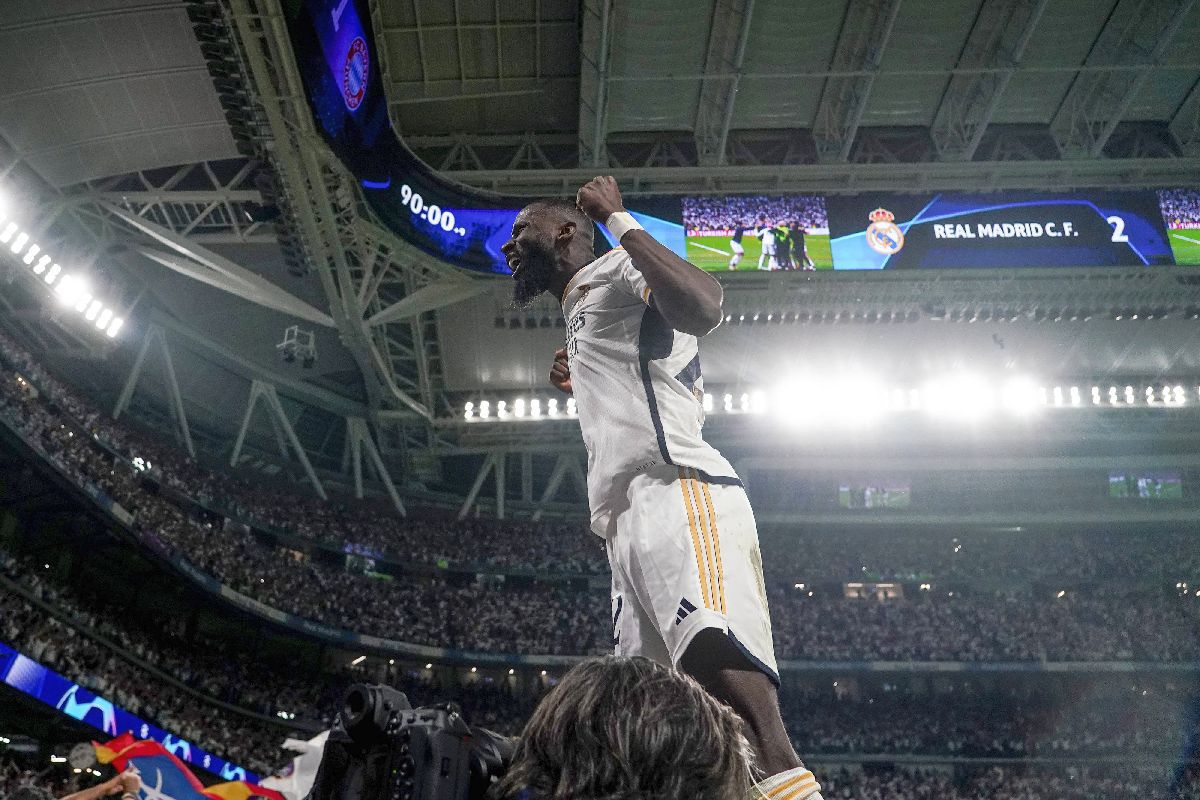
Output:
[342,36,369,110]
[56,685,117,734]
[865,207,904,255]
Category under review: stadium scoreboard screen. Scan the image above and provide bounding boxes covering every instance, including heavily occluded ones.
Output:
[285,1,1200,275]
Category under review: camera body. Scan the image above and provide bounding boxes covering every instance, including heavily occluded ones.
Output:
[304,684,513,800]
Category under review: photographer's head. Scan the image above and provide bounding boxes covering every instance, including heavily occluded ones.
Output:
[494,656,754,800]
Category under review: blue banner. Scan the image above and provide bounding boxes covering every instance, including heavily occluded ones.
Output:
[0,640,257,782]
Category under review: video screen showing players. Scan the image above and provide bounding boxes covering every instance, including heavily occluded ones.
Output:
[1108,471,1183,500]
[682,195,832,272]
[838,482,912,509]
[1158,189,1200,265]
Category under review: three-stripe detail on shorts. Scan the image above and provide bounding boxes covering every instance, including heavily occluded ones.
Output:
[677,467,726,614]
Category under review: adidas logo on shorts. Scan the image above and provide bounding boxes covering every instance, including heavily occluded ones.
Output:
[675,597,697,625]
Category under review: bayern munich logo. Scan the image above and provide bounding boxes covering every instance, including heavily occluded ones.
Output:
[342,36,369,110]
[865,207,905,255]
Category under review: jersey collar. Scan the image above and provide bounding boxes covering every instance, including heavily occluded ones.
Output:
[560,257,604,314]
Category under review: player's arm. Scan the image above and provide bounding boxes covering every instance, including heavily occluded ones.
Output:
[576,176,723,337]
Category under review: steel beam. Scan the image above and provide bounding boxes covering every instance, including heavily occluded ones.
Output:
[366,279,490,327]
[346,416,406,514]
[230,379,327,500]
[1050,0,1197,159]
[811,0,903,162]
[439,155,1200,197]
[578,0,614,167]
[931,0,1048,161]
[694,0,756,166]
[112,325,196,458]
[1169,76,1200,157]
[458,453,497,519]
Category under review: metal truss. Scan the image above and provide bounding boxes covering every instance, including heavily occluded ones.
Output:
[694,0,756,166]
[221,0,495,488]
[1050,0,1197,159]
[113,325,196,459]
[931,0,1048,161]
[577,0,614,168]
[230,378,327,499]
[456,450,587,521]
[436,152,1200,197]
[345,416,405,514]
[810,0,903,163]
[68,160,276,245]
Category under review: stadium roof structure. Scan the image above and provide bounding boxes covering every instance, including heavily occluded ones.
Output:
[3,0,1200,513]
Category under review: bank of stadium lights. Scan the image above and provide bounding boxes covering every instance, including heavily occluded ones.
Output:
[0,199,125,338]
[462,378,1197,423]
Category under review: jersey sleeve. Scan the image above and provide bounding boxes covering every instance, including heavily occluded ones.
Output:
[611,249,653,306]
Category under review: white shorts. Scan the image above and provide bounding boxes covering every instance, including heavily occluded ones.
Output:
[730,241,745,255]
[606,465,779,683]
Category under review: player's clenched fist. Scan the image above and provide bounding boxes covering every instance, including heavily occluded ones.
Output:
[549,347,572,394]
[575,176,624,223]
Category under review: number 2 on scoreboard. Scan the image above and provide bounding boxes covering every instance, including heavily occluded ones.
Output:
[1106,215,1129,244]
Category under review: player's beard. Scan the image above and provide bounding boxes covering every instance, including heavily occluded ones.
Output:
[511,241,556,309]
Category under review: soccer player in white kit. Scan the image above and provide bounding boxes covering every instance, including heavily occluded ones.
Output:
[502,177,823,800]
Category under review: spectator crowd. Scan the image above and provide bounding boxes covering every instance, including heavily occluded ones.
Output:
[1,329,1199,665]
[1159,188,1200,227]
[2,329,1200,793]
[681,195,828,233]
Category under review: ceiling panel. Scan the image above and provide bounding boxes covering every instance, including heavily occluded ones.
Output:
[604,1,714,133]
[0,0,236,187]
[733,0,846,129]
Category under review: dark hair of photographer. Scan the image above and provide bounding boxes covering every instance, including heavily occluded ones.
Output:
[492,656,755,800]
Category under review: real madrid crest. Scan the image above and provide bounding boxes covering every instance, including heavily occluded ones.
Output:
[342,36,369,110]
[865,207,904,256]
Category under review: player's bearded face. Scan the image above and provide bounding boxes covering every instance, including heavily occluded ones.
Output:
[511,235,556,308]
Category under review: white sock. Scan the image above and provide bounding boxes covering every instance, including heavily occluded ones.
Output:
[748,767,822,800]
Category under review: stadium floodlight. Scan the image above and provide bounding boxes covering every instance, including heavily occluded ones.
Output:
[0,222,17,244]
[1091,386,1102,406]
[21,243,39,265]
[479,401,491,419]
[1069,386,1081,407]
[56,275,88,306]
[32,255,49,274]
[464,401,474,419]
[350,655,366,666]
[1000,377,1040,416]
[530,398,542,418]
[497,400,509,418]
[43,263,61,285]
[105,317,123,338]
[514,397,526,418]
[566,397,577,417]
[703,393,713,413]
[10,231,28,254]
[547,398,559,416]
[84,299,102,321]
[922,374,993,421]
[95,308,113,330]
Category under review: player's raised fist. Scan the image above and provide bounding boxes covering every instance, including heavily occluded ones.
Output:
[549,347,573,395]
[575,176,624,223]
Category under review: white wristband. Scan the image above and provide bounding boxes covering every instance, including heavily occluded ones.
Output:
[605,211,643,242]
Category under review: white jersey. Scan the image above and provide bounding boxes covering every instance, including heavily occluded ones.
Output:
[561,247,738,537]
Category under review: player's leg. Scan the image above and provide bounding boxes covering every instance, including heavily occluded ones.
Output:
[680,630,806,778]
[608,503,674,666]
[729,241,744,270]
[621,467,821,799]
